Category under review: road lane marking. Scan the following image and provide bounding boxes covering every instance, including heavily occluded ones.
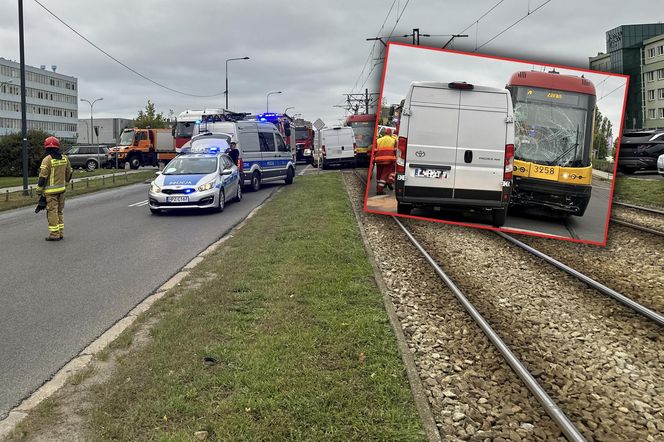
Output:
[128,200,149,207]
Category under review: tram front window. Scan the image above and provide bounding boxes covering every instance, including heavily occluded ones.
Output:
[512,87,591,167]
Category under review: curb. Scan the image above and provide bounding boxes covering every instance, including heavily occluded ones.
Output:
[342,172,442,442]
[0,187,282,440]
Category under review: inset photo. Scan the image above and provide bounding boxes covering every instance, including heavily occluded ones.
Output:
[365,43,629,245]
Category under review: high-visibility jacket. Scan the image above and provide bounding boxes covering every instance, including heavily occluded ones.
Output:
[374,135,397,164]
[37,153,72,195]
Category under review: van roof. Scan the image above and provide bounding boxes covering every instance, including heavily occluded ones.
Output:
[409,81,508,94]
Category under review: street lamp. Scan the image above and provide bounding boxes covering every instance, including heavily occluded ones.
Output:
[283,106,294,115]
[80,97,103,169]
[225,56,250,110]
[266,91,282,113]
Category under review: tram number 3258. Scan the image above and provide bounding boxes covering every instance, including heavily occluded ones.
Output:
[532,165,556,175]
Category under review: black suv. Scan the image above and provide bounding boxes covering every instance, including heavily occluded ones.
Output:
[65,145,110,171]
[617,130,664,174]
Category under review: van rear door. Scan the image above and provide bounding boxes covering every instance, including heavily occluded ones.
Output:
[325,129,344,159]
[453,90,510,202]
[404,85,460,198]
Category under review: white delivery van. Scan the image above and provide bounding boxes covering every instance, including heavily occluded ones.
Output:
[317,126,357,169]
[395,81,515,226]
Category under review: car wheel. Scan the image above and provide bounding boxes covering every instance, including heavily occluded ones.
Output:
[397,202,413,215]
[491,207,508,227]
[215,189,225,212]
[129,156,141,170]
[234,183,242,202]
[285,167,294,185]
[321,160,328,170]
[251,171,261,191]
[85,160,97,172]
[150,208,161,215]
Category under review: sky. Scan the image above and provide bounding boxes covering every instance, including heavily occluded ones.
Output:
[381,44,628,137]
[0,0,658,128]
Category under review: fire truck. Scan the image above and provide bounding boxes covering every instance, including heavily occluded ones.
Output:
[293,119,314,163]
[172,109,224,149]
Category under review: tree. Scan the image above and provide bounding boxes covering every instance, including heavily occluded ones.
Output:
[592,106,612,159]
[0,129,52,176]
[133,100,169,129]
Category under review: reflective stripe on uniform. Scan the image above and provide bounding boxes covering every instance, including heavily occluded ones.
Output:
[44,185,65,194]
[48,225,60,231]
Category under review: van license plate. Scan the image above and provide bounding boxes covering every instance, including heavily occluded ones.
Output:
[168,196,189,203]
[415,168,446,179]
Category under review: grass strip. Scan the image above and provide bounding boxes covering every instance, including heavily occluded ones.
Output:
[613,176,664,209]
[0,171,155,212]
[85,173,424,441]
[0,168,134,188]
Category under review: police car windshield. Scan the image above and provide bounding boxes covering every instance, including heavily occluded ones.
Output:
[162,156,218,175]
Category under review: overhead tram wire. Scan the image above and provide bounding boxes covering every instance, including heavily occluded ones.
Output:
[475,0,553,51]
[344,0,398,107]
[32,0,225,98]
[597,82,625,102]
[357,0,412,93]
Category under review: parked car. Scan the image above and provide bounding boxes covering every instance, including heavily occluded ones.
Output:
[617,129,664,174]
[65,145,109,171]
[657,153,664,176]
[395,81,514,226]
[148,141,241,214]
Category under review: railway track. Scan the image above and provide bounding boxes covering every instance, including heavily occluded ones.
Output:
[611,202,664,238]
[348,169,664,440]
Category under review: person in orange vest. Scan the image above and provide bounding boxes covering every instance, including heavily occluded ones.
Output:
[374,128,397,195]
[36,136,73,241]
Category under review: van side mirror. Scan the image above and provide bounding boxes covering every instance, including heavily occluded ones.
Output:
[221,169,232,176]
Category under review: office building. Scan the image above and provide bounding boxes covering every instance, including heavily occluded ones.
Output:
[589,23,664,129]
[0,57,78,140]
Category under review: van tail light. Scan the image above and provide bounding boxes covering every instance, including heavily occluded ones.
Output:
[504,144,514,180]
[321,145,326,157]
[238,158,244,172]
[448,81,474,90]
[396,136,407,174]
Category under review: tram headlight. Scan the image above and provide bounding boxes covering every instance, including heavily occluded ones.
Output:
[562,172,569,180]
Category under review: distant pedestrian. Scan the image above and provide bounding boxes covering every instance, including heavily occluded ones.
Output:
[374,128,397,195]
[226,141,240,166]
[36,136,72,241]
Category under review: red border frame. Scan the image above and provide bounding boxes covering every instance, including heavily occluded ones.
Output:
[362,42,630,247]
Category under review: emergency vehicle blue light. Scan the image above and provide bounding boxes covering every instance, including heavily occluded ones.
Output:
[184,188,195,194]
[207,146,220,154]
[180,147,191,154]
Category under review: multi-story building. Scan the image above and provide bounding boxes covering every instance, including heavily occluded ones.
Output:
[589,24,664,130]
[77,118,133,144]
[642,34,664,129]
[0,57,78,140]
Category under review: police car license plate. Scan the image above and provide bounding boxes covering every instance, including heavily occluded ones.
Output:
[168,196,189,203]
[414,168,446,179]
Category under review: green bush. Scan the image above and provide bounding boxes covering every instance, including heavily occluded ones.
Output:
[0,130,52,176]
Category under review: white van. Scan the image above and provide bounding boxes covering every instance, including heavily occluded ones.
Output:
[315,126,356,169]
[191,120,296,191]
[395,81,515,226]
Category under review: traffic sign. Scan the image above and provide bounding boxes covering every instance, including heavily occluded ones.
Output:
[313,118,325,130]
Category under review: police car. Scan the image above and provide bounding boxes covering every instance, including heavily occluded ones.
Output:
[148,141,241,214]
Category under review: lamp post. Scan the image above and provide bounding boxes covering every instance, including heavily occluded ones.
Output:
[225,56,250,110]
[283,106,294,115]
[80,97,103,169]
[266,91,282,113]
[18,0,29,195]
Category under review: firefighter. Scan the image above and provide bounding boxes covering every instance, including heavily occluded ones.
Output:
[374,128,397,195]
[36,136,72,241]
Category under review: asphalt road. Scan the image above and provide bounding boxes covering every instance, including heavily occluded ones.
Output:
[618,170,664,181]
[364,166,612,243]
[0,180,278,419]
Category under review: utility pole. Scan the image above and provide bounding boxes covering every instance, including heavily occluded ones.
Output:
[442,34,469,49]
[336,90,380,115]
[18,0,29,195]
[402,28,431,45]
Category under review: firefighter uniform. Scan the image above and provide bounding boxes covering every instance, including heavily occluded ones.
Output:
[374,130,397,195]
[36,136,72,241]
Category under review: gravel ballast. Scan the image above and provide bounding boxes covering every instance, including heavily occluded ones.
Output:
[345,171,664,441]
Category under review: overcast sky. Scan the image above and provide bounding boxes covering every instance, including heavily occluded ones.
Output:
[382,44,628,136]
[0,0,657,127]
